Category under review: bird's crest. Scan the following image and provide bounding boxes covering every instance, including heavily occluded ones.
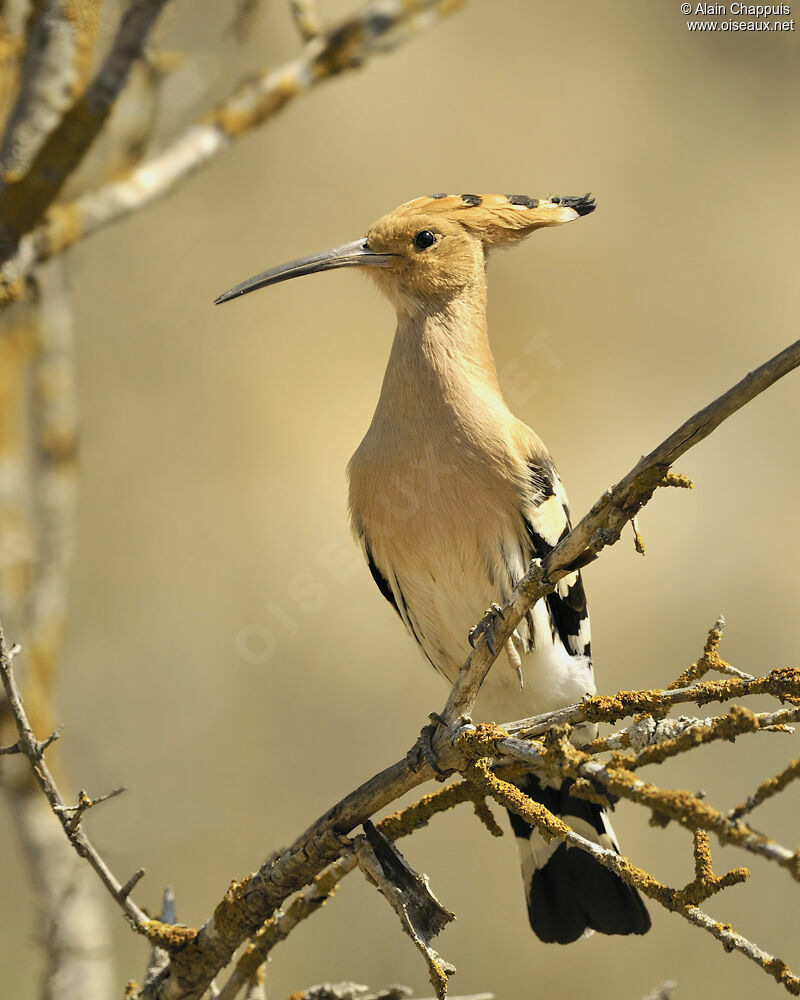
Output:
[392,192,595,248]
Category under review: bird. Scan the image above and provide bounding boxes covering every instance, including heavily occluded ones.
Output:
[215,192,651,945]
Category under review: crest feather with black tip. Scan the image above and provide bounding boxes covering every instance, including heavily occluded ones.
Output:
[395,192,596,249]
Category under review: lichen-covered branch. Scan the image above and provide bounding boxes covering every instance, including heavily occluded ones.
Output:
[728,757,800,822]
[506,668,800,740]
[455,731,800,995]
[0,0,467,306]
[4,336,800,998]
[218,782,500,1000]
[0,0,172,261]
[435,337,800,728]
[0,0,102,180]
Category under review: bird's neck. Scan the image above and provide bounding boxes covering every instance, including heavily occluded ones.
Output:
[368,280,509,443]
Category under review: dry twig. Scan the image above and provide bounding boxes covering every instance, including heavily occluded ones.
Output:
[0,625,149,929]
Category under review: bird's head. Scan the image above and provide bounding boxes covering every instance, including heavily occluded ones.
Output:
[214,192,595,311]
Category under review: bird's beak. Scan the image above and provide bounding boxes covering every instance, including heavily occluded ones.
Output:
[214,239,394,304]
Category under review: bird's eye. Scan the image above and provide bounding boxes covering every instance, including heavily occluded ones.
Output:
[413,230,436,250]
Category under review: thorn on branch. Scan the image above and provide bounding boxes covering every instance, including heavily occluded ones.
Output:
[54,785,126,832]
[120,868,147,900]
[36,725,63,756]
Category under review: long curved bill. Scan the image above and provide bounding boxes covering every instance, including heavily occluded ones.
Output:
[214,239,394,304]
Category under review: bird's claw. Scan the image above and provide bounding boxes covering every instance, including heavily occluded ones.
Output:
[468,603,505,657]
[413,712,454,781]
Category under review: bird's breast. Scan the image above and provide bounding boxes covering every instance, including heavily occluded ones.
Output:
[348,431,524,668]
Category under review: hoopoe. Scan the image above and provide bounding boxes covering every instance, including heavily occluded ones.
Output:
[216,193,651,944]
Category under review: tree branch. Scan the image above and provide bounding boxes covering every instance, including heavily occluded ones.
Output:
[0,624,150,929]
[436,338,800,727]
[0,0,172,262]
[5,337,800,998]
[0,0,102,179]
[0,0,467,307]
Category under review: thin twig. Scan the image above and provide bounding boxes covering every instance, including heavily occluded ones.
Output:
[459,751,799,994]
[8,337,798,998]
[219,782,498,1000]
[133,339,800,997]
[505,669,800,739]
[436,340,800,728]
[488,731,800,876]
[728,758,800,822]
[54,785,126,832]
[683,906,800,994]
[0,626,149,928]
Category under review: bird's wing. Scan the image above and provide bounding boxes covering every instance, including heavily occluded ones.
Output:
[521,459,591,660]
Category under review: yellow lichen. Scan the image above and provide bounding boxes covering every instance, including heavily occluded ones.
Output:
[141,919,198,950]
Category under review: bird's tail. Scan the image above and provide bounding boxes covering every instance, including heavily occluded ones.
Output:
[508,774,651,944]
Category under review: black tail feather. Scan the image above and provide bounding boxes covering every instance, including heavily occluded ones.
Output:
[509,774,651,944]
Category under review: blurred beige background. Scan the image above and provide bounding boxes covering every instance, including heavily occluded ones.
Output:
[3,1,800,997]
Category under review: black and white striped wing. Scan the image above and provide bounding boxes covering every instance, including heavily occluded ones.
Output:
[521,460,591,661]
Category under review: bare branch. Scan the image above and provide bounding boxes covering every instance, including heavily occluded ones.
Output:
[6,334,797,997]
[54,785,126,832]
[0,0,102,178]
[132,339,800,999]
[0,626,149,928]
[0,256,109,999]
[274,984,492,1000]
[0,0,467,306]
[143,886,178,993]
[590,704,799,754]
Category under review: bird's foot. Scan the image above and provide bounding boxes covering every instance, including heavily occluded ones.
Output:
[412,712,456,782]
[468,603,505,657]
